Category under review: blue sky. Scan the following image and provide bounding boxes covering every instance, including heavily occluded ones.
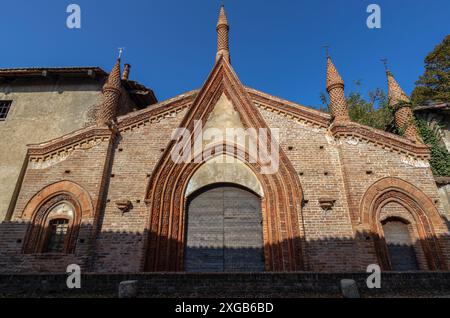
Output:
[0,0,448,108]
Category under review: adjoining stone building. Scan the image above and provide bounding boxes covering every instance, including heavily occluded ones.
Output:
[0,66,157,222]
[414,103,450,225]
[415,103,450,152]
[0,7,449,274]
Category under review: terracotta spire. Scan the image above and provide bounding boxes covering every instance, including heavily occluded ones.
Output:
[216,5,230,63]
[97,58,122,126]
[387,70,410,107]
[386,70,420,143]
[326,56,350,122]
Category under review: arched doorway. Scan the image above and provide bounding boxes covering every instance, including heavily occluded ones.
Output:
[381,217,419,271]
[360,177,448,271]
[185,183,264,272]
[144,142,305,272]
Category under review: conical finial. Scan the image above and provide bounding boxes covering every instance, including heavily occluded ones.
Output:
[386,69,410,107]
[326,55,345,90]
[108,58,122,89]
[97,58,122,126]
[216,5,230,63]
[217,5,229,28]
[325,54,349,122]
[385,67,420,143]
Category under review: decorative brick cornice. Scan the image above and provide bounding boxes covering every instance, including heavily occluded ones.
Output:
[330,121,430,159]
[246,87,331,128]
[25,91,198,165]
[117,90,198,132]
[27,127,112,163]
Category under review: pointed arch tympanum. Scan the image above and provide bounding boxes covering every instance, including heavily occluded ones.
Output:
[360,177,447,271]
[144,57,305,272]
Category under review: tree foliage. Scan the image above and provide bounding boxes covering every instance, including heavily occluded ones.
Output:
[319,34,450,176]
[347,89,394,130]
[320,88,394,131]
[411,34,450,104]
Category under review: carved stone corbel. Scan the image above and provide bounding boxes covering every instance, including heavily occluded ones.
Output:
[319,198,336,211]
[116,200,133,214]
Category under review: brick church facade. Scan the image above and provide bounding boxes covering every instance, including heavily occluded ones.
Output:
[0,7,449,274]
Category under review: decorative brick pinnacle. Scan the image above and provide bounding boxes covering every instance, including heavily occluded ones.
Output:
[326,57,349,122]
[326,57,344,90]
[97,59,122,127]
[386,71,420,143]
[216,5,230,63]
[387,71,410,107]
[217,5,229,28]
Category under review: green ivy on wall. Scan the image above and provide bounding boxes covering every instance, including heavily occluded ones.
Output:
[415,117,450,177]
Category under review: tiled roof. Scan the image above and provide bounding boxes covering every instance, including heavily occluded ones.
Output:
[414,103,450,112]
[0,67,107,77]
[0,66,157,107]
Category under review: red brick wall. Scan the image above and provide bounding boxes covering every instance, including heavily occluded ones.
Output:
[90,109,189,272]
[0,139,111,272]
[259,107,357,271]
[338,137,450,268]
[0,93,448,273]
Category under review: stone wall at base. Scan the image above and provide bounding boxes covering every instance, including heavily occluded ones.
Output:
[1,272,450,298]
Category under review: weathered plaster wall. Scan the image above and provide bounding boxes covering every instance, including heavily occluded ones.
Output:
[438,184,450,217]
[0,78,104,221]
[186,155,263,197]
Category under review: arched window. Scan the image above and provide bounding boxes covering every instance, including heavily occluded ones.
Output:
[382,218,419,271]
[23,195,80,254]
[46,219,70,253]
[42,202,75,253]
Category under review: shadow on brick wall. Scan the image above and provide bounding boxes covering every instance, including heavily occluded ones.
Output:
[0,220,450,297]
[0,220,449,274]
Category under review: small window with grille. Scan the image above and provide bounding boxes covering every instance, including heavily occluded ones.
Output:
[0,101,12,120]
[45,219,70,253]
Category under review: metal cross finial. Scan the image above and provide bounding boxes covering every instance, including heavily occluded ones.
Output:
[381,58,389,72]
[118,47,125,59]
[322,45,330,58]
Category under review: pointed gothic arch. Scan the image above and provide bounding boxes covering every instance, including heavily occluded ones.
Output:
[360,177,447,271]
[143,58,305,272]
[21,181,93,254]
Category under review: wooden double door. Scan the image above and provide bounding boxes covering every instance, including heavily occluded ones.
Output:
[185,184,265,272]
